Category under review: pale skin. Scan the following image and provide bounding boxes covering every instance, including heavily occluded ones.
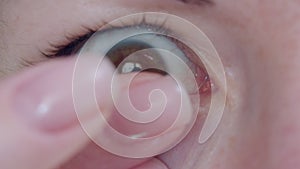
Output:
[0,0,300,169]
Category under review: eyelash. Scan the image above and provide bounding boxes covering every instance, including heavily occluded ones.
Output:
[41,28,95,58]
[41,19,170,58]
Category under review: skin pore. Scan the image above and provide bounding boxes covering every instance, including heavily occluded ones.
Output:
[1,0,300,169]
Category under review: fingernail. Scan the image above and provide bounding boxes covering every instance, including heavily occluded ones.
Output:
[13,57,115,132]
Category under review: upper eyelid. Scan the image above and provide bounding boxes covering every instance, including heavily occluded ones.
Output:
[41,17,172,58]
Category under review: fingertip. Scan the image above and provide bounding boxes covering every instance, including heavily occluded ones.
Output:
[0,56,115,169]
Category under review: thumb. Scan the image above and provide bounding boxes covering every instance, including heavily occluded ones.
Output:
[0,57,114,169]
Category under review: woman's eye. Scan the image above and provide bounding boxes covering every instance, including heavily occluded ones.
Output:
[80,24,209,89]
[105,32,197,76]
[44,21,210,94]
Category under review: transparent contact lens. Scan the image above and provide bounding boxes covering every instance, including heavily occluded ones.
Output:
[73,12,227,158]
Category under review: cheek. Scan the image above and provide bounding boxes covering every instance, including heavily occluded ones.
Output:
[253,52,300,168]
[217,20,300,167]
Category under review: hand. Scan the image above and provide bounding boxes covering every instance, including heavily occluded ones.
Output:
[0,57,169,169]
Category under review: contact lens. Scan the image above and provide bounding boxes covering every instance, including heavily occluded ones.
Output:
[73,12,227,158]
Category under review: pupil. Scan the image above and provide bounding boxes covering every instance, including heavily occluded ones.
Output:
[105,35,167,75]
[106,40,151,67]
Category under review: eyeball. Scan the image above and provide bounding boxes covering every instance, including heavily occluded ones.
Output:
[72,12,227,158]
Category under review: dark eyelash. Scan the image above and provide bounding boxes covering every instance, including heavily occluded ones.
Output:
[41,28,95,58]
[41,17,170,58]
